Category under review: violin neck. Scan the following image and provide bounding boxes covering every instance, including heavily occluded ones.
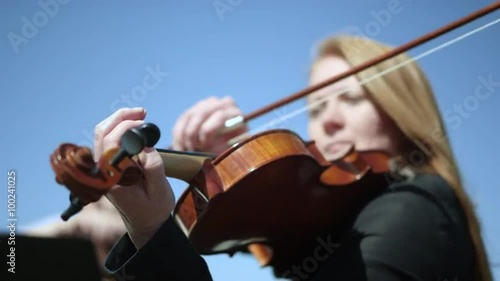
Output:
[157,149,214,182]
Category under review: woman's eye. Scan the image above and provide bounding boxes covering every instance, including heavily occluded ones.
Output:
[308,106,321,118]
[308,101,326,118]
[339,92,365,104]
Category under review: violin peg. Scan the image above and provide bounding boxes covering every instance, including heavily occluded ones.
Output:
[139,123,161,147]
[60,193,85,221]
[110,123,161,167]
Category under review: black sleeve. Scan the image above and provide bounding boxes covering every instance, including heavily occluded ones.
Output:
[302,181,468,281]
[104,215,213,281]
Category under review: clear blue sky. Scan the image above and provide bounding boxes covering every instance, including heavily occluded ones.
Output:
[2,1,499,280]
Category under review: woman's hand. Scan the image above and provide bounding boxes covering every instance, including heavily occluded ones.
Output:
[93,107,176,249]
[171,96,248,153]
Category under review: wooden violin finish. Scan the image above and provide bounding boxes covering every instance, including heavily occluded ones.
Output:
[50,125,392,270]
[172,129,392,269]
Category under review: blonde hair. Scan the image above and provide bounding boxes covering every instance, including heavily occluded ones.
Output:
[310,35,492,281]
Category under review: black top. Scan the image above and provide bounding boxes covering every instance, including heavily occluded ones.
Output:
[104,172,474,281]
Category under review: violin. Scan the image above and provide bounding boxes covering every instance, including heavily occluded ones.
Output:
[51,123,392,271]
[48,2,499,272]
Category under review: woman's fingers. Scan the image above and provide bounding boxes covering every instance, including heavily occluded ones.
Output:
[198,108,242,152]
[172,96,243,152]
[136,146,168,191]
[101,119,169,196]
[172,97,218,151]
[198,109,226,150]
[102,120,145,154]
[183,98,235,151]
[86,107,176,249]
[94,107,146,159]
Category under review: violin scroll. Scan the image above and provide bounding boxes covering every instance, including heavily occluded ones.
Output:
[50,123,161,221]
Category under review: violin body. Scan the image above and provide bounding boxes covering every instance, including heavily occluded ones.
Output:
[50,125,393,270]
[173,129,392,269]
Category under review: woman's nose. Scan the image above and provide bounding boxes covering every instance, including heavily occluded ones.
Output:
[321,100,343,135]
[322,117,343,135]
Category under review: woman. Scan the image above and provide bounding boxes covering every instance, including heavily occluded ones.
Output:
[96,36,492,280]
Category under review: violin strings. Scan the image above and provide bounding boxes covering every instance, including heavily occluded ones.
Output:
[239,17,500,138]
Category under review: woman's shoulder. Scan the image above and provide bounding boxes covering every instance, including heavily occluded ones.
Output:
[353,171,469,237]
[385,172,468,225]
[386,172,458,206]
[335,172,475,281]
[317,176,474,280]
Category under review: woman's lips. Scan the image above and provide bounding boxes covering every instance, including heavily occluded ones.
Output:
[324,141,351,153]
[322,141,353,159]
